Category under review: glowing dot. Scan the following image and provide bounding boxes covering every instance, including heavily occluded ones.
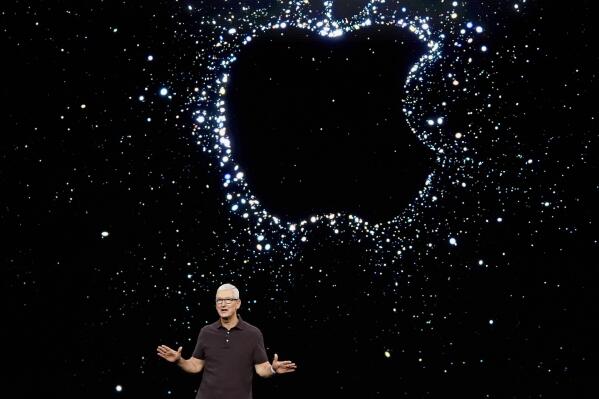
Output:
[514,4,519,10]
[138,95,145,101]
[147,55,154,61]
[426,119,435,126]
[264,243,271,250]
[452,79,460,86]
[384,350,391,358]
[115,385,123,392]
[437,117,444,125]
[257,235,264,241]
[235,172,244,179]
[160,88,168,96]
[231,204,238,211]
[101,231,109,237]
[449,237,457,246]
[475,26,483,33]
[228,28,237,34]
[527,159,533,164]
[310,216,317,223]
[478,260,484,265]
[196,115,205,123]
[543,202,550,207]
[455,132,463,139]
[80,104,86,109]
[256,244,263,251]
[451,12,458,19]
[289,224,296,231]
[481,45,488,52]
[497,217,503,222]
[466,22,473,28]
[489,319,494,325]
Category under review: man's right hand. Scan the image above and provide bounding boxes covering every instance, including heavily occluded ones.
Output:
[157,344,182,363]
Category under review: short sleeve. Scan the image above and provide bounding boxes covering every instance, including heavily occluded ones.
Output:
[252,330,269,364]
[192,329,206,359]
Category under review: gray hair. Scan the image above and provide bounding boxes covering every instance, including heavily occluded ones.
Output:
[216,283,240,299]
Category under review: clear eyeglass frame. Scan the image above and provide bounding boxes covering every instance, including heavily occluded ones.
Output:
[215,298,239,305]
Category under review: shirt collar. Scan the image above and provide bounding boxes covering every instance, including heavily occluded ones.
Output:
[214,314,245,330]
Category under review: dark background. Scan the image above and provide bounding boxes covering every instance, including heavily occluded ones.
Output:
[3,1,598,398]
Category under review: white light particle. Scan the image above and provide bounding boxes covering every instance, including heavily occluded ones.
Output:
[384,350,391,358]
[160,88,168,96]
[138,95,145,101]
[80,104,86,109]
[115,385,123,392]
[455,132,463,139]
[475,26,483,33]
[489,319,494,325]
[147,55,154,61]
[228,28,237,35]
[478,260,484,265]
[264,243,271,250]
[481,45,488,52]
[196,115,205,123]
[497,217,503,222]
[449,237,457,246]
[101,231,109,237]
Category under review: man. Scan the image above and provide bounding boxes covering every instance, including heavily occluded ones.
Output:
[157,283,297,399]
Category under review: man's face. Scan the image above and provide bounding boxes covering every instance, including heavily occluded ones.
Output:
[215,289,241,319]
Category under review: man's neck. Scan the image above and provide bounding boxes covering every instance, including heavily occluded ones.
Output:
[220,314,239,330]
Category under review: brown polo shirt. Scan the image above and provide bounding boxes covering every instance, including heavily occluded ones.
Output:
[192,316,269,399]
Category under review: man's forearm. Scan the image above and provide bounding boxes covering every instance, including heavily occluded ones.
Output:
[176,357,203,373]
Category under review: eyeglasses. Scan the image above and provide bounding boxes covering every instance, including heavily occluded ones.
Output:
[215,298,239,305]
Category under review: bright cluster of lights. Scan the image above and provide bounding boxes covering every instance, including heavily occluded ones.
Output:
[189,0,493,260]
